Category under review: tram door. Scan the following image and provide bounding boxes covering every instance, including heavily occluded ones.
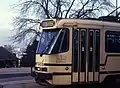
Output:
[72,29,100,83]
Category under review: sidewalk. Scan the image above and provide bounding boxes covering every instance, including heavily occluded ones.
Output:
[0,67,31,74]
[0,67,31,79]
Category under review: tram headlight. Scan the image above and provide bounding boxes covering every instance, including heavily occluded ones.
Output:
[37,67,41,71]
[35,67,41,71]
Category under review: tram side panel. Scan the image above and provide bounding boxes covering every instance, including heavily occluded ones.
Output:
[100,27,120,83]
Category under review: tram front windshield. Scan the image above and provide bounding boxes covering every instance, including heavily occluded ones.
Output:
[36,28,69,56]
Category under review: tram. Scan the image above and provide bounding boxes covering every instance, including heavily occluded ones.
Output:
[33,17,120,86]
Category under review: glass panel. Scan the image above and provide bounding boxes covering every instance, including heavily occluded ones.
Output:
[60,29,69,52]
[73,29,79,72]
[51,29,69,54]
[36,29,59,54]
[95,30,100,72]
[88,31,93,72]
[105,31,120,53]
[36,28,69,55]
[81,30,86,72]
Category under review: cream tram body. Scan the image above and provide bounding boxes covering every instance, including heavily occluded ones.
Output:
[34,19,120,85]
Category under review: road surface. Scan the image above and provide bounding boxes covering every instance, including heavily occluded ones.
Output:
[0,67,41,88]
[0,67,106,88]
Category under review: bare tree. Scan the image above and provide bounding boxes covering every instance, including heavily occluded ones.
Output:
[4,45,15,53]
[12,0,115,48]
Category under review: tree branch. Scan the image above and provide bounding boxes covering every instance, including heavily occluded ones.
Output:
[20,1,50,18]
[76,0,90,18]
[54,0,61,18]
[65,0,75,18]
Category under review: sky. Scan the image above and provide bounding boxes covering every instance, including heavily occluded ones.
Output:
[0,0,19,46]
[0,0,119,47]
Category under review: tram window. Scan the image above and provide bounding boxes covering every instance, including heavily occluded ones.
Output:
[105,31,120,53]
[36,28,69,55]
[51,28,69,54]
[73,29,78,72]
[81,30,86,72]
[60,29,69,52]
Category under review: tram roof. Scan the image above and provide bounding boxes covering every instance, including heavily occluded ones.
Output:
[57,19,120,27]
[41,18,120,29]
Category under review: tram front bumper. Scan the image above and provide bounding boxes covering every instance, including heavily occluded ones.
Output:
[34,71,52,80]
[33,71,53,85]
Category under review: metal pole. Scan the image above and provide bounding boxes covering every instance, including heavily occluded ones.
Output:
[116,0,118,16]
